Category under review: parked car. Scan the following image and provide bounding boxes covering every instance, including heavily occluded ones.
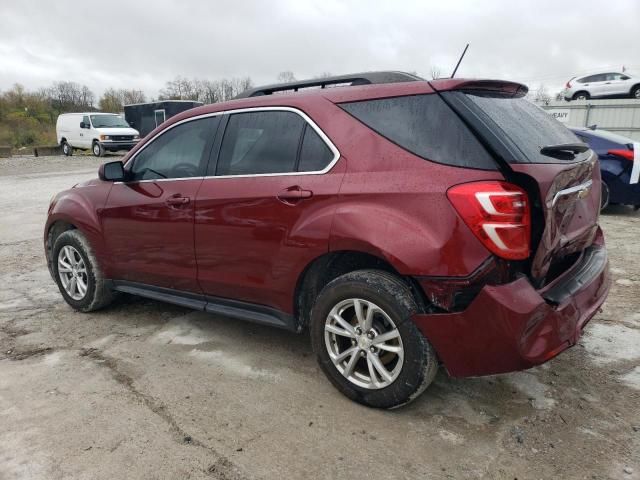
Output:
[563,71,640,101]
[56,112,140,157]
[45,72,611,408]
[570,126,639,209]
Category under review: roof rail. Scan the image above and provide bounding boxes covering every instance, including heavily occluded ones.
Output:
[234,71,424,99]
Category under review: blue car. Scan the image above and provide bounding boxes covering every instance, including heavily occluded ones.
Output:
[570,127,638,210]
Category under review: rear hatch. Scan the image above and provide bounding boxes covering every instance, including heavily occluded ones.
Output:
[436,81,600,285]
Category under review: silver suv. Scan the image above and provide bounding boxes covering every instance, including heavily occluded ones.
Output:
[563,71,640,101]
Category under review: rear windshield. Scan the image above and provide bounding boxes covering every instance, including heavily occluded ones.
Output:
[459,92,585,163]
[340,94,497,170]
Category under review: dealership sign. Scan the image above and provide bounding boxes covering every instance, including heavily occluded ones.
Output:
[546,108,571,123]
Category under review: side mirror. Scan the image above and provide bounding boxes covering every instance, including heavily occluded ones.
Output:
[80,121,89,129]
[99,161,126,182]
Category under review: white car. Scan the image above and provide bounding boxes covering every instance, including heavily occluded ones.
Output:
[56,113,140,157]
[563,71,640,101]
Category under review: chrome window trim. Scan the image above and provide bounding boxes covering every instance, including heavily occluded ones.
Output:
[119,106,340,184]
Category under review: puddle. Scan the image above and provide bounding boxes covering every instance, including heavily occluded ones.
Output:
[189,348,279,381]
[581,323,640,364]
[151,315,211,345]
[619,367,640,391]
[504,371,556,410]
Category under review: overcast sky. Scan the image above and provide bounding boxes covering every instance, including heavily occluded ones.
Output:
[1,0,638,98]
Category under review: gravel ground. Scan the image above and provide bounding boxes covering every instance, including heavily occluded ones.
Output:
[0,155,638,480]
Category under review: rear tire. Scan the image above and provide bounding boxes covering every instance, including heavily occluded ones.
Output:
[92,141,105,157]
[631,85,640,100]
[600,181,610,211]
[61,141,72,156]
[310,269,438,409]
[52,230,114,312]
[573,91,590,101]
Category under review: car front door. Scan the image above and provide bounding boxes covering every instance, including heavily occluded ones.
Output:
[101,115,220,292]
[194,109,344,313]
[78,115,91,149]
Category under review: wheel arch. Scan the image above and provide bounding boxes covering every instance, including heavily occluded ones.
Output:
[293,250,429,331]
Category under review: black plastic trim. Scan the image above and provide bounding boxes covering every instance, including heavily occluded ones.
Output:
[111,280,297,331]
[542,246,608,305]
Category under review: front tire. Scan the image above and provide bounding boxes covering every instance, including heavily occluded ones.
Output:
[52,230,114,312]
[61,141,73,156]
[310,270,438,409]
[92,141,105,157]
[631,85,640,100]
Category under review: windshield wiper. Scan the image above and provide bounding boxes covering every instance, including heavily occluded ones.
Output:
[540,142,589,159]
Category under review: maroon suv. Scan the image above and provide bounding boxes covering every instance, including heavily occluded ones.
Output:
[45,72,610,408]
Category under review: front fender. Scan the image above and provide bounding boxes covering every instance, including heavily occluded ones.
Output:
[45,181,112,276]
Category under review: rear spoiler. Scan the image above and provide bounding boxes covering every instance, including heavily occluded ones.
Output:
[430,79,528,98]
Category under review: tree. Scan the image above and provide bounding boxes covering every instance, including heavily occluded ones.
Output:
[277,71,296,83]
[45,81,95,112]
[99,88,147,112]
[159,76,253,103]
[531,84,552,105]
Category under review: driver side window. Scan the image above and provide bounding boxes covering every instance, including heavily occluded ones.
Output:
[130,116,219,181]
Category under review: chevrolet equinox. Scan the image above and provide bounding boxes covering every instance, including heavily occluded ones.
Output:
[45,72,611,408]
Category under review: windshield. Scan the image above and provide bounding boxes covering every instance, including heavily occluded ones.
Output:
[90,115,131,128]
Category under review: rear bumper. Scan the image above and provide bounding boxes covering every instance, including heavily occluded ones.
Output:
[412,245,611,377]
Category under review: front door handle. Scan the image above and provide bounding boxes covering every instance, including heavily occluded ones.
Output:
[277,186,313,204]
[166,195,190,206]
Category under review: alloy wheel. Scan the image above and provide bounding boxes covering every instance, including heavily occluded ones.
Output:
[57,245,88,300]
[324,298,404,389]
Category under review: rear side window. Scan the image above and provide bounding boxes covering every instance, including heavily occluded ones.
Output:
[217,111,305,175]
[459,92,584,164]
[298,126,334,172]
[340,94,497,169]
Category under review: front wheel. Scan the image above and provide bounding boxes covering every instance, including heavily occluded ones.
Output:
[310,270,438,409]
[631,85,640,100]
[92,141,105,157]
[61,141,73,156]
[52,230,114,312]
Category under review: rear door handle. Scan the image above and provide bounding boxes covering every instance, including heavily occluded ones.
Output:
[277,186,313,204]
[166,195,190,206]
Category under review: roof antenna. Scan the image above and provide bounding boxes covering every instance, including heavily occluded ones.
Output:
[451,43,469,78]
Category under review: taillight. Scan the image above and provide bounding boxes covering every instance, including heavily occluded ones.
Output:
[447,181,531,260]
[608,148,634,161]
[565,78,574,88]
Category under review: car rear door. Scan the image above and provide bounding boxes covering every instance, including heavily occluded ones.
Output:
[194,108,344,313]
[101,115,220,292]
[585,74,608,98]
[442,87,601,284]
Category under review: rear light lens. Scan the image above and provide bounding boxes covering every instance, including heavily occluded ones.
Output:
[607,148,634,161]
[565,80,572,88]
[447,181,531,260]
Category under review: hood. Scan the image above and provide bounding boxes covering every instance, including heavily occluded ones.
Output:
[94,127,139,136]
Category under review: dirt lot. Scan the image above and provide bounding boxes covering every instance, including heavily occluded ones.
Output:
[0,155,638,480]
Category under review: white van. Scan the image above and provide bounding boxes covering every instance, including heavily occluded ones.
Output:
[56,113,140,157]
